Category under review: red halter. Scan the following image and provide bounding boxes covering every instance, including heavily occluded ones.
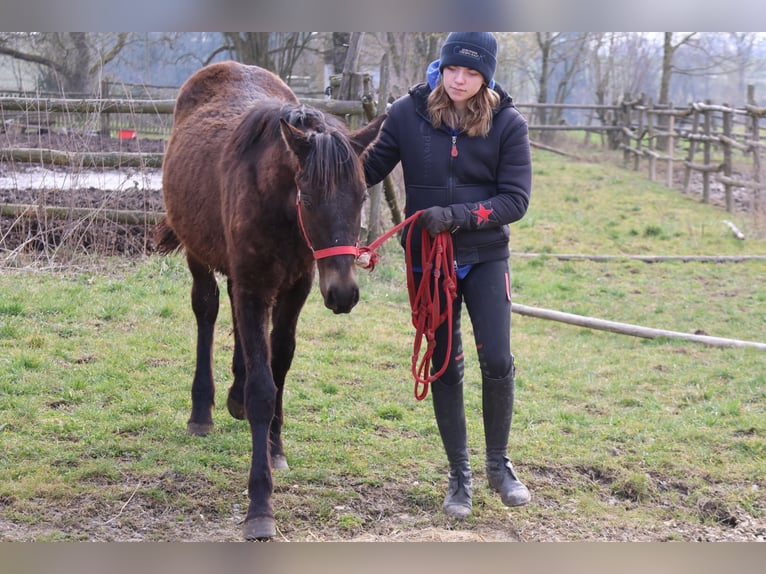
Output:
[295,186,361,260]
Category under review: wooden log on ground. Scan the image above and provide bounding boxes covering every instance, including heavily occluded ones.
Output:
[0,203,164,225]
[509,252,766,262]
[0,147,163,168]
[722,220,745,240]
[529,139,584,160]
[511,303,766,350]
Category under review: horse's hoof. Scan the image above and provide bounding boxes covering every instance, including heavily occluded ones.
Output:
[271,454,289,471]
[243,517,276,541]
[226,394,246,420]
[186,421,213,436]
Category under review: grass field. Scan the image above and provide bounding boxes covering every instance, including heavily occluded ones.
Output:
[0,148,764,541]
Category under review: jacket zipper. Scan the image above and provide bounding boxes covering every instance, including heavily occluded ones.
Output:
[448,128,458,204]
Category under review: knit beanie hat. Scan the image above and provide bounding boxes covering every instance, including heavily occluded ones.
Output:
[439,32,498,86]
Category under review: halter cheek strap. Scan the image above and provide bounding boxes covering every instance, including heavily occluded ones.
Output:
[295,186,360,261]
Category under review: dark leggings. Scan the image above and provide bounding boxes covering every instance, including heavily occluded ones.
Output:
[414,258,513,386]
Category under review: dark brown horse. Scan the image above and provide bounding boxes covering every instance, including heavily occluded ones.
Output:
[154,61,385,540]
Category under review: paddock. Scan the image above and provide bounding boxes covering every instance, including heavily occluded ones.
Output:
[1,114,764,542]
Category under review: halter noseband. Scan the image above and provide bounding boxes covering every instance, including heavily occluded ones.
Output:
[295,184,361,261]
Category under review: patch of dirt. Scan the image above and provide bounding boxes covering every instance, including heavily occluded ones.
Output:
[1,464,763,542]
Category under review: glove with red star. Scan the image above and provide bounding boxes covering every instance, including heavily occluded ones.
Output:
[418,206,455,235]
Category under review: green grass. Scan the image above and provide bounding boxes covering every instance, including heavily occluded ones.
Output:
[0,149,764,541]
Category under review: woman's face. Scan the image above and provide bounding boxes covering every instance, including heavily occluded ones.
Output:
[442,65,484,109]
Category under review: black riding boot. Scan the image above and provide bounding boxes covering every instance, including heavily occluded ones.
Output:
[482,363,531,507]
[431,379,472,519]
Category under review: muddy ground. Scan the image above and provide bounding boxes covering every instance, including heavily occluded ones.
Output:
[0,131,166,258]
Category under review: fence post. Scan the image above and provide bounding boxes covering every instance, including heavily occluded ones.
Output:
[722,103,733,212]
[748,85,762,210]
[634,94,645,172]
[100,80,110,138]
[683,106,701,194]
[702,99,712,203]
[647,98,656,181]
[666,103,675,188]
[621,92,631,167]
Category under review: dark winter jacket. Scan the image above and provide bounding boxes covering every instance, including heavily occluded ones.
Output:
[364,82,532,265]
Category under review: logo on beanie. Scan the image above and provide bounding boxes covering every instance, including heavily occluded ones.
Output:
[453,45,484,62]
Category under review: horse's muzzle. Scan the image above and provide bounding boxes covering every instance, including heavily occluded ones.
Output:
[323,282,360,314]
[318,261,360,314]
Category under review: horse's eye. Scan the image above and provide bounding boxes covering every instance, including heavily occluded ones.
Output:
[362,190,369,203]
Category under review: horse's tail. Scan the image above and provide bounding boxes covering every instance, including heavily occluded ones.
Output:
[153,216,183,254]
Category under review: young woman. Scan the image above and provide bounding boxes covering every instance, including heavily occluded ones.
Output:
[364,32,532,519]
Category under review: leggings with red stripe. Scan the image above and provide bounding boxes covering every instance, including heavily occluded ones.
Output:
[413,257,513,387]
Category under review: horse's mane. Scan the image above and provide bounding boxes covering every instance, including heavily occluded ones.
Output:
[232,103,363,199]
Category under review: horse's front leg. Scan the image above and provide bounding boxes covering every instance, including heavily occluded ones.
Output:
[231,284,278,540]
[186,255,220,436]
[269,273,314,470]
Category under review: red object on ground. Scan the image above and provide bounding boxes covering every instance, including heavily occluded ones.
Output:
[118,129,137,140]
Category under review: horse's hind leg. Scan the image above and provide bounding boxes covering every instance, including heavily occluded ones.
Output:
[225,279,247,421]
[186,254,220,436]
[268,273,314,471]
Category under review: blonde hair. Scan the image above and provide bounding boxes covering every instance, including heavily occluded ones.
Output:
[427,81,500,138]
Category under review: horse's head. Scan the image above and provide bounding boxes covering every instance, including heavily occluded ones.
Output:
[280,110,386,314]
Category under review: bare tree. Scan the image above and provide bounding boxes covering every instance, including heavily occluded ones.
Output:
[330,33,351,74]
[533,32,590,141]
[0,32,129,94]
[214,33,317,81]
[666,32,766,105]
[494,33,538,102]
[368,33,443,98]
[658,33,698,106]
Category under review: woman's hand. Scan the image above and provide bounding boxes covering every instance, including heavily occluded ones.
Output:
[419,206,455,235]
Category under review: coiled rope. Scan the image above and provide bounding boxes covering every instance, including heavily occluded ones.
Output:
[356,211,457,400]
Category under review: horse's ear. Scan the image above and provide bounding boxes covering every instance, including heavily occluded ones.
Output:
[279,117,312,159]
[349,114,386,156]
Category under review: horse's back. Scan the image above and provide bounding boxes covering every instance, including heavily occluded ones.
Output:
[173,61,297,125]
[162,61,298,272]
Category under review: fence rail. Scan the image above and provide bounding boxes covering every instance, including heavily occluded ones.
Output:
[0,96,364,139]
[2,88,766,213]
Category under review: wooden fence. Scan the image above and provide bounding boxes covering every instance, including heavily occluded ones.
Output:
[2,87,766,213]
[615,87,766,213]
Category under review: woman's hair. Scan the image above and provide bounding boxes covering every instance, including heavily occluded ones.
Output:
[427,81,500,138]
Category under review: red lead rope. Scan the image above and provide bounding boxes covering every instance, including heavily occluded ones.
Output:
[404,221,457,400]
[358,210,457,400]
[359,212,457,400]
[298,197,456,401]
